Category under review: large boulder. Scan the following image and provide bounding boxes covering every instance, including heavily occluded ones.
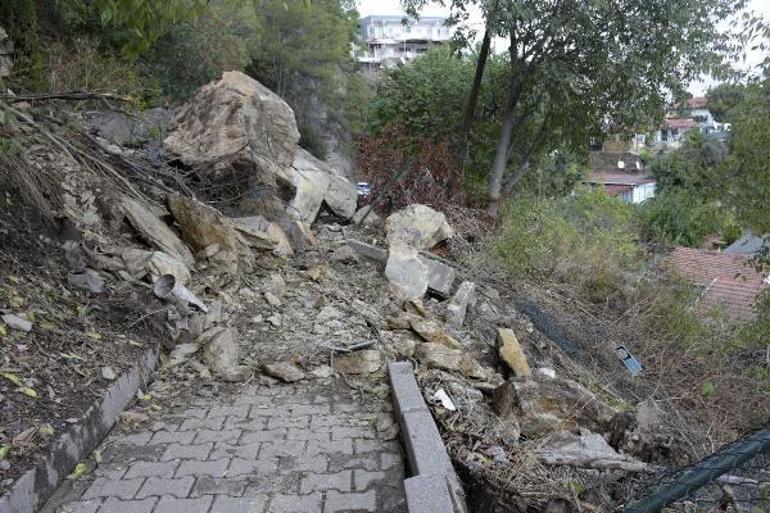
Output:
[288,148,357,223]
[165,71,299,179]
[385,204,454,249]
[121,196,194,267]
[492,376,617,438]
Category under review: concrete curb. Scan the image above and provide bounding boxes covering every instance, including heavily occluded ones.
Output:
[0,347,159,513]
[387,361,467,513]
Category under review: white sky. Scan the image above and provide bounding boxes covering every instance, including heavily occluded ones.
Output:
[356,0,770,95]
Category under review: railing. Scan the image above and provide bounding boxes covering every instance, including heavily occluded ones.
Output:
[622,426,770,512]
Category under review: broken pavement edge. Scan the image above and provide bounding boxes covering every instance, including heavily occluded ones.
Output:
[0,348,159,513]
[387,361,468,513]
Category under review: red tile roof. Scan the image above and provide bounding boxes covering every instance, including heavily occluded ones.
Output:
[665,117,699,129]
[688,96,708,109]
[584,173,656,185]
[666,247,770,320]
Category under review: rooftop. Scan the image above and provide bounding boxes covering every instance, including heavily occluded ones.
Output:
[665,117,699,129]
[687,96,709,109]
[583,172,656,186]
[666,247,770,320]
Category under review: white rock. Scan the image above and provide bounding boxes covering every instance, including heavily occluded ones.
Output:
[385,204,453,249]
[1,314,32,332]
[384,240,429,300]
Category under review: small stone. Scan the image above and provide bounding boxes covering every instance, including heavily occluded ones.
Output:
[120,411,150,424]
[252,314,264,324]
[264,291,282,307]
[536,367,556,379]
[497,328,531,377]
[409,318,461,349]
[332,350,381,374]
[266,313,282,327]
[263,362,305,382]
[1,314,32,332]
[310,365,333,378]
[331,244,360,263]
[101,366,117,381]
[446,281,476,329]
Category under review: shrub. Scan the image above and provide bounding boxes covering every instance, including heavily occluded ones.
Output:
[298,122,329,161]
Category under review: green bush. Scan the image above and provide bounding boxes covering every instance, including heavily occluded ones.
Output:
[298,122,329,160]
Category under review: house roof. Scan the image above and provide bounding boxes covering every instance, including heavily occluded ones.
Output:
[665,117,699,129]
[688,96,708,109]
[583,173,656,186]
[666,247,770,320]
[725,232,769,257]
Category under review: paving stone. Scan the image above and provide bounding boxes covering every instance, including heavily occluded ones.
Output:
[268,493,322,513]
[259,440,306,458]
[207,405,250,418]
[161,442,212,461]
[325,490,377,513]
[113,432,152,446]
[124,461,179,479]
[331,427,376,440]
[99,497,157,513]
[210,495,269,513]
[100,443,166,462]
[176,458,229,477]
[224,415,267,430]
[240,429,287,444]
[354,439,382,455]
[281,455,328,473]
[136,477,194,499]
[328,454,380,473]
[91,463,129,480]
[229,457,278,476]
[59,499,102,513]
[299,470,352,493]
[154,496,213,513]
[82,478,144,500]
[266,416,311,430]
[209,441,261,460]
[286,428,331,441]
[194,428,241,444]
[191,476,247,497]
[304,439,353,456]
[353,470,387,491]
[149,430,196,445]
[243,472,301,495]
[380,453,402,471]
[177,417,225,431]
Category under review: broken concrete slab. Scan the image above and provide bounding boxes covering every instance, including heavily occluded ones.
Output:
[419,256,455,297]
[446,281,476,329]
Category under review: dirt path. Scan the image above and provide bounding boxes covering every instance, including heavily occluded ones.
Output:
[44,380,406,513]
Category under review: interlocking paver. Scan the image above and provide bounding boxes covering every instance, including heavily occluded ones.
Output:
[210,495,269,513]
[52,381,405,513]
[154,496,213,513]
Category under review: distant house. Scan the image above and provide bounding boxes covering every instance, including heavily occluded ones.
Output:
[649,117,699,151]
[581,172,656,204]
[356,15,452,70]
[666,247,770,321]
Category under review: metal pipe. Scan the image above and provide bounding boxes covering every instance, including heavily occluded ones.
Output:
[623,426,770,513]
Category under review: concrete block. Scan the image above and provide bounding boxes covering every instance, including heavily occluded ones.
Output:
[404,475,455,513]
[418,256,456,297]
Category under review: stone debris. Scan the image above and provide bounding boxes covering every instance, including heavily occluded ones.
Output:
[415,343,488,380]
[201,327,250,382]
[446,281,476,328]
[121,196,194,267]
[346,239,388,263]
[100,366,117,381]
[497,328,532,377]
[1,313,32,332]
[410,317,462,349]
[384,240,429,300]
[536,431,648,472]
[419,256,456,297]
[352,205,381,226]
[264,291,282,307]
[263,362,305,382]
[385,204,454,249]
[288,148,357,223]
[332,349,382,374]
[492,376,617,438]
[331,244,360,263]
[67,268,105,293]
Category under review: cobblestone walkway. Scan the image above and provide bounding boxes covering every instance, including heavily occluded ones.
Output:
[48,381,407,513]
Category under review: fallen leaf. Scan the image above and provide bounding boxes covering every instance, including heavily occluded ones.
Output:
[136,390,152,401]
[19,387,37,398]
[39,424,55,437]
[0,445,9,459]
[93,450,102,464]
[0,323,6,336]
[86,330,101,341]
[2,372,23,387]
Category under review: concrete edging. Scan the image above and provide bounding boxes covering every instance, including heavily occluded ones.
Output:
[0,347,159,513]
[387,361,468,513]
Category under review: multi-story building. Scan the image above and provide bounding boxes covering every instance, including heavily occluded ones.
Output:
[357,15,452,70]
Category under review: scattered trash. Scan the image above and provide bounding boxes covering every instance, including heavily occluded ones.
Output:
[153,274,208,313]
[432,388,457,412]
[615,345,643,375]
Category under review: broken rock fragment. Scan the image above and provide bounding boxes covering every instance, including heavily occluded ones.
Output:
[385,204,454,249]
[419,256,455,297]
[263,362,305,383]
[384,240,429,300]
[446,281,476,329]
[410,318,461,349]
[1,313,32,332]
[67,268,105,293]
[497,328,531,377]
[201,327,250,382]
[535,431,647,472]
[332,350,382,374]
[415,343,487,379]
[121,196,194,267]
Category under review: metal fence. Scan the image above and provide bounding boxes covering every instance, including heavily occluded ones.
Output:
[622,426,770,513]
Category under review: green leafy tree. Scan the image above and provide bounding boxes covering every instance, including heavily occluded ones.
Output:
[707,82,747,123]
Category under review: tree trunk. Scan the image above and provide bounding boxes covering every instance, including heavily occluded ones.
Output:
[487,96,517,217]
[459,29,492,157]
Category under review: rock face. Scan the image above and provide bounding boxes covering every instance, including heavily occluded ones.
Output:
[121,196,194,267]
[384,240,429,300]
[497,328,531,377]
[385,204,454,249]
[415,343,487,380]
[165,71,299,181]
[492,377,617,438]
[446,281,476,328]
[0,27,12,79]
[288,148,357,224]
